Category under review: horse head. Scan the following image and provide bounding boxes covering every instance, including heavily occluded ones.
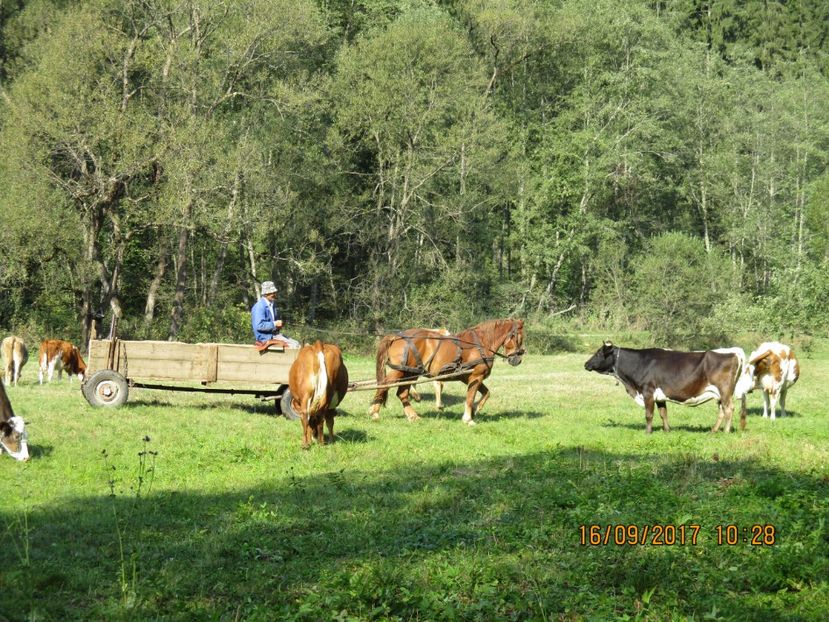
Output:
[500,319,525,366]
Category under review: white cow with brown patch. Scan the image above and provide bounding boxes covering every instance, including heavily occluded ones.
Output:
[38,339,87,384]
[738,342,800,420]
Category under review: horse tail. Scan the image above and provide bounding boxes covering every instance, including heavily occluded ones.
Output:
[375,335,394,406]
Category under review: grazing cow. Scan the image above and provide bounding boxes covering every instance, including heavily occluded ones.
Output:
[288,341,349,449]
[407,328,451,409]
[38,339,87,384]
[736,342,800,420]
[584,342,749,433]
[0,380,29,461]
[1,336,29,386]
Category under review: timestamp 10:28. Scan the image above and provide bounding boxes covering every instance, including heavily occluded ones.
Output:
[715,524,777,546]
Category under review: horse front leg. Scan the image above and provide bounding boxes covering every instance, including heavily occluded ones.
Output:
[474,382,490,418]
[462,380,481,426]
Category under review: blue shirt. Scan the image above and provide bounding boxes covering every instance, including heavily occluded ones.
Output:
[251,297,282,342]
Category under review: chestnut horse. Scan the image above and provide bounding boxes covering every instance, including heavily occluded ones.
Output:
[369,319,525,426]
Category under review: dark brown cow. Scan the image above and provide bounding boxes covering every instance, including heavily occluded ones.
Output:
[0,380,29,461]
[287,341,349,449]
[38,339,87,384]
[584,341,749,433]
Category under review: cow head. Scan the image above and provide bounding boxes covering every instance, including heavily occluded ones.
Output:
[584,341,618,374]
[71,346,87,382]
[1,416,29,462]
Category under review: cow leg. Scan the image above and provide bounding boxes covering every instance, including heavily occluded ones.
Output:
[434,381,444,410]
[761,392,770,418]
[739,395,747,431]
[300,413,312,449]
[779,388,788,417]
[643,395,655,434]
[315,416,325,445]
[768,391,778,421]
[47,356,59,382]
[722,398,735,433]
[397,383,420,422]
[325,410,335,444]
[656,401,670,432]
[711,401,725,432]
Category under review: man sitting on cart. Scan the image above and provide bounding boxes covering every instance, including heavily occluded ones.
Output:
[252,281,300,349]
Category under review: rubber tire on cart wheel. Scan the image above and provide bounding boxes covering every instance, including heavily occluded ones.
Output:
[82,370,129,408]
[280,389,300,421]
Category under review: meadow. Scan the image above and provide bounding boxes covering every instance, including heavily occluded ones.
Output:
[1,343,828,621]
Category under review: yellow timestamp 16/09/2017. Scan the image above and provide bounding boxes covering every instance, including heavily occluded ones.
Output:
[577,524,778,546]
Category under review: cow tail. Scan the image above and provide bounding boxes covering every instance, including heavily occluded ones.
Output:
[310,341,328,413]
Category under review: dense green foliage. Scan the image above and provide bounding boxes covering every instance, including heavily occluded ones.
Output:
[1,0,828,346]
[2,347,827,619]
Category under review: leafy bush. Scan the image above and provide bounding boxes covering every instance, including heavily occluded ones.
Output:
[628,232,742,348]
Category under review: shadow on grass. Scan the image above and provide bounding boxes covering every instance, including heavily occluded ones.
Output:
[744,406,802,419]
[2,448,827,621]
[601,420,714,433]
[333,429,370,443]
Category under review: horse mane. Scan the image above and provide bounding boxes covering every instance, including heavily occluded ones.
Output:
[456,319,515,348]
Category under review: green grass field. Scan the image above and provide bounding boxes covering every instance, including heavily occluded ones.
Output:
[1,345,828,621]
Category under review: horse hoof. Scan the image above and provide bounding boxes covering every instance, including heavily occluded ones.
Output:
[464,419,476,427]
[406,414,421,422]
[370,413,380,421]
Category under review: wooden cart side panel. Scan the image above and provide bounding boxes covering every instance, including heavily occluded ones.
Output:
[215,344,297,384]
[87,340,297,384]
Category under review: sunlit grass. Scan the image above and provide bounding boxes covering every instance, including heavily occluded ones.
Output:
[1,341,827,620]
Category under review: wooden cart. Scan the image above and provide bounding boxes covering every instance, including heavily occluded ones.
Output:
[81,339,300,418]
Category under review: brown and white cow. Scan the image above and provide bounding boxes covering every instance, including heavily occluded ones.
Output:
[38,339,87,384]
[0,379,29,461]
[584,342,750,433]
[736,342,800,420]
[1,336,29,386]
[288,340,349,449]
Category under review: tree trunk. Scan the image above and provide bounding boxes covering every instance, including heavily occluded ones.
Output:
[144,233,169,326]
[169,220,190,339]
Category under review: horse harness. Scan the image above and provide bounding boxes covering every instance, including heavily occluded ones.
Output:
[386,331,495,378]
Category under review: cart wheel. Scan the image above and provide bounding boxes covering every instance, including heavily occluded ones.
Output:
[280,389,300,421]
[83,370,129,408]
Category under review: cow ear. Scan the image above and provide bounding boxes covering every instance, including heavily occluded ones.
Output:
[0,421,10,435]
[603,340,613,348]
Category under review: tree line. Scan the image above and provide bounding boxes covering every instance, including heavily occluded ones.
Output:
[1,0,827,350]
